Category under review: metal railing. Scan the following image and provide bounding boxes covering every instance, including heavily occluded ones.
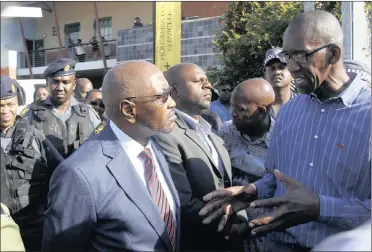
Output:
[19,39,117,69]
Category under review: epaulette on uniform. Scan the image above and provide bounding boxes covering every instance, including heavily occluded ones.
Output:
[19,105,30,118]
[94,121,106,135]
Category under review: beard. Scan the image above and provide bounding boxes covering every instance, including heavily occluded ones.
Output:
[293,72,320,94]
[235,110,271,139]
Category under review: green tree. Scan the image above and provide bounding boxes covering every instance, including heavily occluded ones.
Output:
[208,1,371,87]
[208,2,303,87]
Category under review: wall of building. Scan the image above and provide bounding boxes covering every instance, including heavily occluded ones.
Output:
[181,2,229,18]
[33,2,227,50]
[36,2,153,49]
[117,17,222,70]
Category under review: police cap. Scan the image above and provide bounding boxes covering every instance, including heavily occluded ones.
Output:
[0,75,19,100]
[264,48,286,67]
[344,60,371,83]
[42,58,76,78]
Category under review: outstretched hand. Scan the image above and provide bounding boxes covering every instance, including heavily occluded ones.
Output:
[248,169,320,236]
[199,185,257,231]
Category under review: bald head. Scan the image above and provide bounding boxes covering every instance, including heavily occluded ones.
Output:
[75,78,93,101]
[285,10,343,48]
[102,60,165,117]
[232,78,275,106]
[164,63,212,117]
[165,63,203,87]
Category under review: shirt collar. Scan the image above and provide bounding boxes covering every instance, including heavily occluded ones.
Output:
[176,109,212,135]
[44,96,78,107]
[109,120,152,158]
[310,73,364,107]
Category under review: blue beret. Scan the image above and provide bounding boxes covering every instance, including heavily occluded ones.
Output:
[264,48,286,66]
[0,75,19,100]
[42,58,76,78]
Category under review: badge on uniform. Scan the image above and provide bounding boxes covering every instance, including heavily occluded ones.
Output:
[19,105,30,118]
[64,64,70,72]
[94,121,106,134]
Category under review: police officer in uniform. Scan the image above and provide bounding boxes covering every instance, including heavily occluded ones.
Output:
[22,58,101,158]
[0,75,64,250]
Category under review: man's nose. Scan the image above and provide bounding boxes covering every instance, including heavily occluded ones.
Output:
[287,58,301,73]
[167,95,176,109]
[203,80,212,89]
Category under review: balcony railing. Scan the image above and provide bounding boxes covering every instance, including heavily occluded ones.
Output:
[19,39,117,69]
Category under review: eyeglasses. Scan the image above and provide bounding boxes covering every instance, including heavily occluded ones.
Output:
[278,44,330,64]
[90,101,105,108]
[125,87,172,105]
[221,89,232,92]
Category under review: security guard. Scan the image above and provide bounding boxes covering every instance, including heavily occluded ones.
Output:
[1,150,25,251]
[0,75,64,250]
[22,58,101,157]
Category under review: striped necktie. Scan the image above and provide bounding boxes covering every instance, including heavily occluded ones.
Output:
[139,148,176,251]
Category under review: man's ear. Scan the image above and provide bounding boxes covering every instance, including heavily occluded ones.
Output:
[327,44,341,65]
[170,84,180,99]
[120,100,136,123]
[72,77,77,91]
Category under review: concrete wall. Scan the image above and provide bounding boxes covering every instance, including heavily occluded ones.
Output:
[181,2,229,18]
[30,2,226,49]
[117,17,222,70]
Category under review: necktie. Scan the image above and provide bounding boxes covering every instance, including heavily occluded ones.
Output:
[139,148,176,251]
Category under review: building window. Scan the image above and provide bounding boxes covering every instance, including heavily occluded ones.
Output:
[93,17,112,41]
[64,22,80,43]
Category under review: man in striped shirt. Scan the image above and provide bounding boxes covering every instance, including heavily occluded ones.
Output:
[199,10,370,252]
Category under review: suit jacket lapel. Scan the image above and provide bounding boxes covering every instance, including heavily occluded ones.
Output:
[176,115,222,179]
[100,126,174,252]
[209,134,232,183]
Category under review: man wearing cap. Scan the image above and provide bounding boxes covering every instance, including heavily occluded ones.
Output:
[22,58,101,158]
[264,48,297,116]
[0,75,64,250]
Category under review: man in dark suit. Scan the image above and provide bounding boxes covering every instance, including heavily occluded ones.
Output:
[42,61,181,251]
[154,63,248,251]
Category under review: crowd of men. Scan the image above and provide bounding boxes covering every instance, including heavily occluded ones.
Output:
[1,10,371,252]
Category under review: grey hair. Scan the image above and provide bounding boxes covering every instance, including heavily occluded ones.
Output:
[287,10,343,47]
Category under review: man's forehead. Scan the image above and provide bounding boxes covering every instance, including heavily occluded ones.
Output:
[49,75,75,81]
[283,27,313,52]
[0,96,17,104]
[150,72,169,90]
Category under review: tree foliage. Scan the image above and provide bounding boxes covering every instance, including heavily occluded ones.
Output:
[207,2,303,87]
[207,1,371,87]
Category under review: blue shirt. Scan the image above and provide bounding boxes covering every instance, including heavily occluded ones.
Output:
[255,73,371,248]
[210,100,232,123]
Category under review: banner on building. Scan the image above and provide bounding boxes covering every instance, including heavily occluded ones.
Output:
[154,2,181,72]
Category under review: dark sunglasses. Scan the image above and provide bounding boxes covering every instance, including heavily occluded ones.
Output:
[125,87,172,105]
[90,101,105,108]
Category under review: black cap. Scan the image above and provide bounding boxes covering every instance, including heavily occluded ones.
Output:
[0,75,19,100]
[344,60,371,83]
[42,58,76,78]
[264,48,286,66]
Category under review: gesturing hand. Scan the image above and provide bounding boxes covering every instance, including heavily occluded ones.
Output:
[248,169,320,236]
[199,185,257,231]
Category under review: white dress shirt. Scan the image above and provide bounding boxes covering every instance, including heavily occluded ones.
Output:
[177,109,224,177]
[109,121,176,221]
